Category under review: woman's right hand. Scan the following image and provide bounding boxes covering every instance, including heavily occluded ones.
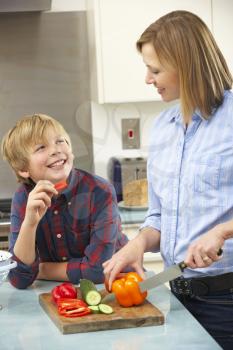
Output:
[24,180,58,227]
[103,237,146,291]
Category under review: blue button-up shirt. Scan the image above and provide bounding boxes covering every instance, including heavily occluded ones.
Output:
[141,90,233,278]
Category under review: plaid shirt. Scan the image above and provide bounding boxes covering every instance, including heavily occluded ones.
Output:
[9,168,128,288]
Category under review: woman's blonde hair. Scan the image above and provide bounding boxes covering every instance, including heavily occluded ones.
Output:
[136,10,233,119]
[1,113,71,184]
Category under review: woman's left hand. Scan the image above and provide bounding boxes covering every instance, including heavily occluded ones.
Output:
[184,225,224,268]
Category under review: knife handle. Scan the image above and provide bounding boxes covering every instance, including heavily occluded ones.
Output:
[179,261,187,271]
[179,248,223,272]
[217,248,223,256]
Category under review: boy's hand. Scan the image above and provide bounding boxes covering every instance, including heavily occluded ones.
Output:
[24,180,58,227]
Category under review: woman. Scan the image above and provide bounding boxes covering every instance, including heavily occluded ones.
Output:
[103,10,233,349]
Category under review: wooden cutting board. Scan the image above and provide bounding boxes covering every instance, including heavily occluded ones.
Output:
[39,290,164,334]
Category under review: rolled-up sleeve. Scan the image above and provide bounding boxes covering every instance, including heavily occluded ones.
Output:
[8,239,39,289]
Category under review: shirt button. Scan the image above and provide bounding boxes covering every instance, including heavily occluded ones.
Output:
[68,202,71,206]
[62,256,67,261]
[57,234,62,238]
[54,210,58,215]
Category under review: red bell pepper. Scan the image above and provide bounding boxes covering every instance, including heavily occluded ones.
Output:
[51,282,77,304]
[57,298,91,318]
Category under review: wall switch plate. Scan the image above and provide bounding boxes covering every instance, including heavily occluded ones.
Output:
[121,118,140,149]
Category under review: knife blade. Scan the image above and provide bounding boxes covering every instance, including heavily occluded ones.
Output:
[139,261,187,293]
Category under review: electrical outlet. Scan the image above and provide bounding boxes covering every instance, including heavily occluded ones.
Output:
[121,118,140,149]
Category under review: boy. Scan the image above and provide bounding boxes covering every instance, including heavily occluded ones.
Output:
[1,113,128,289]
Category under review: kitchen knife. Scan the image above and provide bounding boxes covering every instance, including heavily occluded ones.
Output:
[139,248,223,293]
[139,261,186,292]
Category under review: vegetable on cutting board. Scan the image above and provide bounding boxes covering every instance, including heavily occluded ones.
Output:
[111,272,147,307]
[88,304,113,314]
[80,279,102,306]
[98,304,113,314]
[57,298,91,318]
[51,280,114,318]
[51,282,77,304]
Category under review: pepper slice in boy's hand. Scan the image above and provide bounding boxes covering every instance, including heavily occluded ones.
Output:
[54,180,68,192]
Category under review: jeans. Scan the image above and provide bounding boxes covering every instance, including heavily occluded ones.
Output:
[172,290,233,350]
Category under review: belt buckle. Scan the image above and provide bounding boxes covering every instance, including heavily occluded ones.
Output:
[172,277,193,296]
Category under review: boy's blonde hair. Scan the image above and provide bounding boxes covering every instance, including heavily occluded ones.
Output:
[136,10,233,119]
[1,113,71,184]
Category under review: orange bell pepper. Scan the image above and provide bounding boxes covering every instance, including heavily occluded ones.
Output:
[111,272,147,307]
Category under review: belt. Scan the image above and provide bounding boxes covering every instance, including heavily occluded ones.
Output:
[170,272,233,297]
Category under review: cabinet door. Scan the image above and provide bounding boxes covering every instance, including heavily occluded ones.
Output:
[212,0,233,77]
[87,0,212,103]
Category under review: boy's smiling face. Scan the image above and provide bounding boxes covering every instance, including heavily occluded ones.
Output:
[19,127,74,184]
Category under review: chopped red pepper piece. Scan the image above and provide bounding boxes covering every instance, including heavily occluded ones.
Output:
[57,298,88,308]
[57,298,91,318]
[54,180,68,192]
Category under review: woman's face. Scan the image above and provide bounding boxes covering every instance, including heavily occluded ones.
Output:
[141,43,180,102]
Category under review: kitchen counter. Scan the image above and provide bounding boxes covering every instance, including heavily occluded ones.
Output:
[119,207,147,225]
[0,207,146,228]
[0,279,221,350]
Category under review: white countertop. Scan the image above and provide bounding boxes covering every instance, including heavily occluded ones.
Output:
[0,278,221,350]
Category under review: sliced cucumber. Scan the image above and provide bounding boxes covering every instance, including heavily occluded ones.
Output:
[88,305,100,314]
[98,304,114,314]
[80,279,102,306]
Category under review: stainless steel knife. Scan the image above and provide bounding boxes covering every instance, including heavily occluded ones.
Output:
[139,261,187,292]
[139,248,223,292]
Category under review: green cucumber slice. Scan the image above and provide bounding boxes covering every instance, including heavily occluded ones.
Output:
[88,305,100,314]
[80,279,102,306]
[98,304,114,314]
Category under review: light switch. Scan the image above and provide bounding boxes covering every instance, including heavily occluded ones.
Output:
[121,118,140,149]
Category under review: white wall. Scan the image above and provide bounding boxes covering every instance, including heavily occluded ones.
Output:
[49,1,174,180]
[91,100,175,179]
[51,0,86,11]
[0,11,92,199]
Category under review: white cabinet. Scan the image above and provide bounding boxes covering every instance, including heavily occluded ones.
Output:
[86,0,212,103]
[212,0,233,77]
[0,0,51,12]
